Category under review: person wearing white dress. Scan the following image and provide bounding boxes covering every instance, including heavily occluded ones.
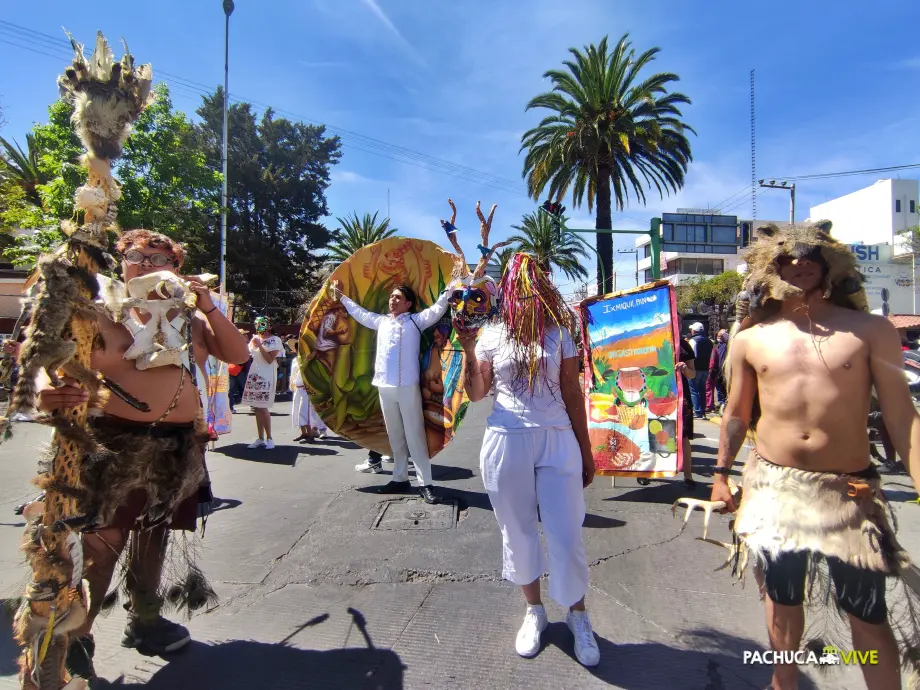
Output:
[457,253,600,668]
[290,354,327,441]
[241,316,284,449]
[329,279,457,504]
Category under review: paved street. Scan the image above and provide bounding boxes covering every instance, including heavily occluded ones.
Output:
[1,401,919,689]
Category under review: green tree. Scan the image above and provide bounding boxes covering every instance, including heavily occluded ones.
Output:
[490,245,516,278]
[327,211,397,264]
[521,34,695,294]
[195,88,342,321]
[676,270,743,326]
[507,211,590,282]
[118,84,221,271]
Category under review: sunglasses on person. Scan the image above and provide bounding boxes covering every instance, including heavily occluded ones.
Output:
[122,249,175,267]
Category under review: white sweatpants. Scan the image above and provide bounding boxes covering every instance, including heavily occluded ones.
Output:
[378,385,433,486]
[480,427,589,608]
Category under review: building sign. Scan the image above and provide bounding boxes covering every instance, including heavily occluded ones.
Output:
[857,262,914,313]
[845,243,894,263]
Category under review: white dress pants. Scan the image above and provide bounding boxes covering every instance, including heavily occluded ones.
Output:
[378,385,433,486]
[480,427,589,608]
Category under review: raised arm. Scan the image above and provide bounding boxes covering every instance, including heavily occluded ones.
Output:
[414,288,453,330]
[458,330,493,402]
[340,295,385,330]
[870,316,920,493]
[710,331,756,511]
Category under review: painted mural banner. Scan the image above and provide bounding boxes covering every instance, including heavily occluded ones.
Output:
[298,237,469,457]
[579,281,685,477]
[205,292,232,437]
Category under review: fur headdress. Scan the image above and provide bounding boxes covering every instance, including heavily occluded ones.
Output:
[733,220,867,326]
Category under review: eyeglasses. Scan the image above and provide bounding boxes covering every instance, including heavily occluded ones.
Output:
[123,249,174,267]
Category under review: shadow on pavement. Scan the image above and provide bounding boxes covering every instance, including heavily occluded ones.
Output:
[689,444,717,456]
[213,443,337,466]
[432,465,475,482]
[540,625,819,689]
[209,497,243,513]
[98,606,405,690]
[582,513,626,529]
[315,438,362,450]
[0,604,20,676]
[96,639,405,689]
[604,480,725,505]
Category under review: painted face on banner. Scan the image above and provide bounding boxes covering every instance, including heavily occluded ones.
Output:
[449,274,499,330]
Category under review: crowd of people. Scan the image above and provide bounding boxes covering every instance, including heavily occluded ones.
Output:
[8,222,920,690]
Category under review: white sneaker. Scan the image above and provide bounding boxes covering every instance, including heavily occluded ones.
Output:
[381,455,393,463]
[566,609,600,666]
[355,458,382,473]
[265,439,275,450]
[515,605,548,658]
[247,439,265,449]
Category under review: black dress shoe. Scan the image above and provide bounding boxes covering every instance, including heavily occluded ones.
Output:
[375,480,411,494]
[419,486,439,504]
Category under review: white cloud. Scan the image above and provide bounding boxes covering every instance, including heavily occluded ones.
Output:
[357,0,426,66]
[330,170,373,184]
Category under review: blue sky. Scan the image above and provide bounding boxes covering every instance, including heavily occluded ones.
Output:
[2,1,920,297]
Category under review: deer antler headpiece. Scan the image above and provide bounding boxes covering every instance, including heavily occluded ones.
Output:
[440,199,512,281]
[441,199,510,330]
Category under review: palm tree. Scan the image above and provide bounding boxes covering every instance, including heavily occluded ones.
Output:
[326,211,398,263]
[507,211,589,283]
[520,34,695,293]
[490,245,517,278]
[0,134,48,207]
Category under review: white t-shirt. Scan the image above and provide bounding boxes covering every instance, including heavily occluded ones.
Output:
[474,323,577,430]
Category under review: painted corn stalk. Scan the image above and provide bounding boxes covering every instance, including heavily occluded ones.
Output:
[8,32,153,690]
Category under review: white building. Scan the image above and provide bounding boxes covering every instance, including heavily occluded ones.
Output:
[809,179,919,257]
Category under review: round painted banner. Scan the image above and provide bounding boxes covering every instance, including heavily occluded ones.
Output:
[298,237,469,457]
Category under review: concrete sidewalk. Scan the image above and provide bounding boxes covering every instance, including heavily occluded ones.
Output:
[1,402,916,689]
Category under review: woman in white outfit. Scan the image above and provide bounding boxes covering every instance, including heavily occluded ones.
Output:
[241,316,284,449]
[291,353,327,441]
[329,279,457,504]
[457,253,600,667]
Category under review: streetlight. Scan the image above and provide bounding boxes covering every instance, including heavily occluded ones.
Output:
[219,0,234,300]
[759,179,796,224]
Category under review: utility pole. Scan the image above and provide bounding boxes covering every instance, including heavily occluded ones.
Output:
[617,248,640,288]
[759,179,796,224]
[219,0,235,300]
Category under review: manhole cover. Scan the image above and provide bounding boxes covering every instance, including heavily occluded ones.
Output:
[372,498,458,530]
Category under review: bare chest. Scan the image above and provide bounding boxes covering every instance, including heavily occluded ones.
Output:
[747,324,869,383]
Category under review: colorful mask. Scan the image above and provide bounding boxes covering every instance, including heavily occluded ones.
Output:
[439,197,511,331]
[254,316,270,333]
[450,274,499,330]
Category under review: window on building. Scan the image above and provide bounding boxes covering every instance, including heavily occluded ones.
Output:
[675,258,724,275]
[896,200,902,213]
[643,269,653,283]
[912,200,916,214]
[643,245,651,258]
[712,226,736,244]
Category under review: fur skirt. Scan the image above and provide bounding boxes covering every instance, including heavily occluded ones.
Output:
[78,415,208,531]
[734,452,909,575]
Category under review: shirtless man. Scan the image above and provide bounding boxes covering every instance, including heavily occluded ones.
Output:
[34,230,249,682]
[712,244,920,690]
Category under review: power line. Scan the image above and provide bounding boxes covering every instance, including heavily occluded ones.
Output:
[762,163,920,182]
[0,21,529,196]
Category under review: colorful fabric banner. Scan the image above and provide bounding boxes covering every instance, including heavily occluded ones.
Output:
[206,291,232,436]
[579,281,684,477]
